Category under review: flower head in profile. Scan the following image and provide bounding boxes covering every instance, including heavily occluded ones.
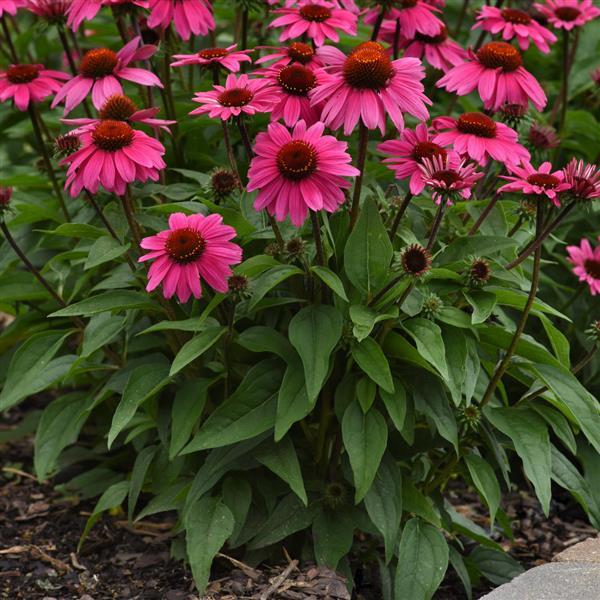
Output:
[26,0,72,23]
[378,122,447,195]
[171,45,252,72]
[67,0,148,30]
[364,0,444,39]
[139,212,242,303]
[61,119,166,196]
[528,122,560,150]
[0,0,24,17]
[189,73,279,121]
[498,161,571,206]
[0,63,69,111]
[419,152,483,204]
[311,42,431,135]
[432,112,530,166]
[255,42,323,70]
[401,243,432,277]
[52,36,162,114]
[562,159,600,200]
[566,238,600,295]
[534,0,600,30]
[473,6,557,53]
[0,185,13,212]
[269,0,357,47]
[436,42,547,112]
[147,0,214,40]
[386,24,467,73]
[247,120,360,226]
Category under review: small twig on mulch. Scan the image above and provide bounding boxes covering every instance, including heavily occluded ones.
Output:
[260,558,299,599]
[0,544,71,573]
[217,552,262,581]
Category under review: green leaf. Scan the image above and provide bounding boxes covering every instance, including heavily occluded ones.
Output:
[275,359,312,441]
[184,496,234,594]
[443,325,468,406]
[349,304,398,342]
[50,291,153,317]
[402,318,449,380]
[170,326,227,376]
[356,377,377,412]
[169,379,213,459]
[183,360,283,452]
[288,305,343,402]
[310,266,349,301]
[79,481,129,551]
[0,331,73,410]
[237,326,295,363]
[108,362,171,448]
[464,453,501,524]
[532,403,577,455]
[0,272,50,302]
[34,392,91,481]
[469,547,524,586]
[138,316,219,335]
[491,287,570,321]
[486,407,551,515]
[464,291,497,325]
[81,313,125,357]
[313,508,355,569]
[344,197,393,296]
[449,547,472,600]
[379,379,407,433]
[438,235,519,263]
[342,401,388,503]
[394,519,449,600]
[257,436,307,505]
[351,337,394,393]
[383,332,438,376]
[222,476,252,543]
[128,445,157,521]
[364,457,403,564]
[84,236,129,270]
[540,315,570,367]
[402,480,441,527]
[248,265,303,311]
[41,222,106,239]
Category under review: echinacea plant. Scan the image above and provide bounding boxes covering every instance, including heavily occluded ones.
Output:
[0,1,599,599]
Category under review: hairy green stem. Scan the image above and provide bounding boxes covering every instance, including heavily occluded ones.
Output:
[468,192,500,236]
[349,122,369,231]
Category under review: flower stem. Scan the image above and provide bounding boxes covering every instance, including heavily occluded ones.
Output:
[162,28,183,166]
[311,210,325,267]
[479,204,544,409]
[349,121,369,231]
[120,186,143,248]
[426,198,447,251]
[507,214,524,237]
[559,29,570,132]
[468,191,500,236]
[370,7,385,41]
[28,104,70,221]
[0,16,18,62]
[389,191,413,241]
[392,19,400,60]
[57,26,93,118]
[454,0,470,37]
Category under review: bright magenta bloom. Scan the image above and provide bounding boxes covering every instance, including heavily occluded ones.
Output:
[562,159,600,200]
[0,0,23,17]
[498,161,570,206]
[566,238,600,296]
[255,42,323,70]
[473,6,556,53]
[190,73,278,121]
[311,43,430,135]
[378,122,448,195]
[432,113,530,166]
[385,25,467,73]
[171,45,252,72]
[61,120,166,196]
[0,64,69,111]
[419,153,483,204]
[365,1,443,39]
[52,37,161,114]
[269,1,357,47]
[67,0,148,30]
[247,120,360,226]
[436,42,547,112]
[263,63,321,127]
[147,0,214,40]
[139,212,242,303]
[534,0,600,30]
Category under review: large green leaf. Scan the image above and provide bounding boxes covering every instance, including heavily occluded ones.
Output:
[351,337,394,394]
[464,453,501,523]
[288,305,343,402]
[275,358,312,441]
[349,304,398,342]
[312,508,355,570]
[310,265,349,301]
[464,290,497,325]
[248,264,303,311]
[81,313,125,357]
[344,197,393,296]
[379,378,407,433]
[342,401,388,503]
[170,326,227,376]
[394,519,449,600]
[403,318,449,380]
[469,547,524,586]
[236,326,295,363]
[50,291,153,317]
[84,236,129,270]
[128,445,158,521]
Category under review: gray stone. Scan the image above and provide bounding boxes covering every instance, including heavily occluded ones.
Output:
[481,562,600,600]
[554,537,600,563]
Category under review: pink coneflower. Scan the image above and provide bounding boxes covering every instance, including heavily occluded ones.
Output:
[147,0,215,40]
[436,42,547,112]
[432,112,530,166]
[171,45,252,72]
[498,161,571,206]
[263,63,321,126]
[562,159,600,200]
[378,122,448,195]
[592,67,600,86]
[52,37,161,114]
[365,1,444,39]
[255,42,323,70]
[61,119,166,196]
[567,238,600,295]
[26,0,71,22]
[419,153,483,204]
[528,122,560,149]
[0,0,23,17]
[247,120,360,226]
[62,94,175,134]
[311,43,430,135]
[269,0,357,47]
[534,0,600,30]
[0,64,70,111]
[189,73,279,121]
[0,185,12,211]
[67,0,148,30]
[139,212,242,303]
[385,25,467,73]
[473,6,557,53]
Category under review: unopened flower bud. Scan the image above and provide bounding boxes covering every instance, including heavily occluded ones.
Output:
[467,257,491,286]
